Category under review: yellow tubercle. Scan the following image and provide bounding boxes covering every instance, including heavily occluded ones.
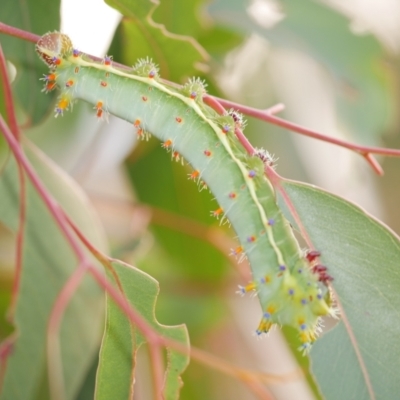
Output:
[55,96,71,116]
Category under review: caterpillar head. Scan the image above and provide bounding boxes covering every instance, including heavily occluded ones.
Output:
[36,32,73,68]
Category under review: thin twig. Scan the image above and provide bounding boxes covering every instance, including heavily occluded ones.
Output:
[1,20,399,175]
[214,96,400,175]
[0,115,86,262]
[0,44,27,320]
[0,43,19,139]
[0,22,39,43]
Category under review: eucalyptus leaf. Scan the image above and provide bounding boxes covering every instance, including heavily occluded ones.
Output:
[0,141,106,400]
[282,180,400,399]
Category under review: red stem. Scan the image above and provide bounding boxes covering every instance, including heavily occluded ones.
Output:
[0,44,19,139]
[0,43,27,319]
[1,20,399,175]
[10,163,26,319]
[0,115,86,262]
[214,96,400,175]
[0,22,39,43]
[204,96,317,248]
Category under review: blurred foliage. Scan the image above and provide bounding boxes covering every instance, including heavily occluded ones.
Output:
[1,0,400,399]
[0,0,60,124]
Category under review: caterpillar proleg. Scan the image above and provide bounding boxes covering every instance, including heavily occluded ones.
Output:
[36,32,336,353]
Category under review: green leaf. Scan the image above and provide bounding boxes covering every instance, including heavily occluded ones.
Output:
[152,0,243,60]
[0,141,106,400]
[0,0,61,124]
[152,0,204,38]
[208,0,395,144]
[106,0,208,82]
[96,260,189,400]
[281,180,400,399]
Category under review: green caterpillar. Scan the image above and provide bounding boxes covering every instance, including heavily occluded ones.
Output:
[36,32,336,353]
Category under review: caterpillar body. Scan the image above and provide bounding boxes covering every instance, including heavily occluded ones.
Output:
[36,32,335,352]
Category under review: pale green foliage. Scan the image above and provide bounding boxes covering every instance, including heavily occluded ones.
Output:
[0,0,400,399]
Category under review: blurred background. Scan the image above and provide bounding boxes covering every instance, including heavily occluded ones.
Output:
[1,0,400,399]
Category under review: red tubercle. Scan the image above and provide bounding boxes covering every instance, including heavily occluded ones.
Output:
[95,101,103,118]
[172,151,181,161]
[142,96,148,102]
[312,264,327,273]
[45,82,56,92]
[189,170,200,180]
[175,117,182,123]
[306,250,321,263]
[230,246,244,256]
[45,73,56,82]
[317,272,334,285]
[204,150,212,157]
[312,264,333,285]
[247,235,256,243]
[211,207,224,218]
[221,125,230,134]
[228,192,237,199]
[103,56,112,66]
[100,81,108,87]
[65,80,74,88]
[162,139,173,149]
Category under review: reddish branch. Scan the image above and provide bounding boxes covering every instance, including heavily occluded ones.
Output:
[0,23,39,44]
[0,43,26,320]
[1,21,400,175]
[213,96,400,175]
